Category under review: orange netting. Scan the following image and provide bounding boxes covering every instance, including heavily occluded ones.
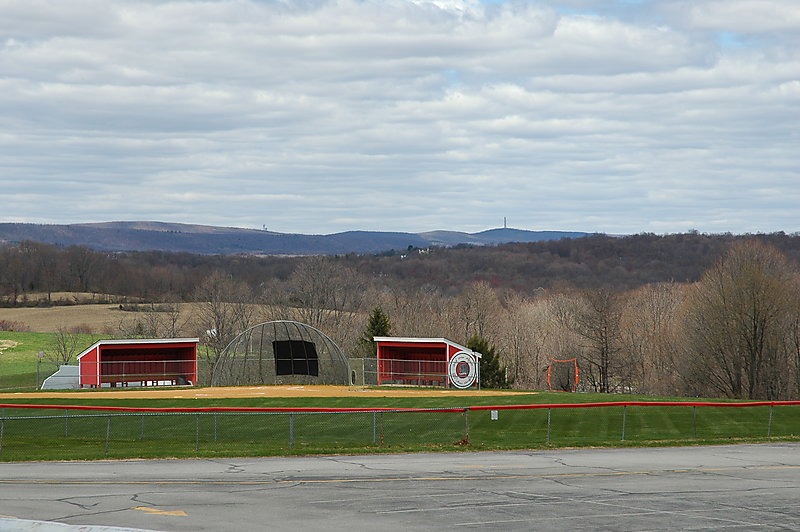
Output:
[547,358,579,392]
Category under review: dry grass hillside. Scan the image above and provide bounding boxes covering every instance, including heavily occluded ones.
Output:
[0,301,198,335]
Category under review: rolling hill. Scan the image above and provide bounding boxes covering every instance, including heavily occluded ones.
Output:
[0,222,590,255]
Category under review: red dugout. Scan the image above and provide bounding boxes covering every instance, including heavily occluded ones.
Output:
[77,338,199,388]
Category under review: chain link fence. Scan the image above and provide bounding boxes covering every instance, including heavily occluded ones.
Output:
[0,402,798,461]
[0,406,471,460]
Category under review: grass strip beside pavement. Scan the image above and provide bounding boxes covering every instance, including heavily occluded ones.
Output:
[1,395,799,461]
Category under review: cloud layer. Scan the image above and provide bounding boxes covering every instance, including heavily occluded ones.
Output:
[1,0,798,234]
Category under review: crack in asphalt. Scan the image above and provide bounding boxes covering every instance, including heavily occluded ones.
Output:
[55,497,100,511]
[130,493,156,506]
[201,458,247,475]
[51,506,136,522]
[480,489,560,503]
[548,455,627,475]
[321,455,398,474]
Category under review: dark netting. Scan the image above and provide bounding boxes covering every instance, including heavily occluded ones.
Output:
[209,321,348,386]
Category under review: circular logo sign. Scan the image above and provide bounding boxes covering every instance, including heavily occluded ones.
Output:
[448,351,477,389]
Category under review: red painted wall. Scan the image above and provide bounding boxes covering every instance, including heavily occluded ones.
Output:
[79,341,197,388]
[79,345,100,387]
[377,341,448,385]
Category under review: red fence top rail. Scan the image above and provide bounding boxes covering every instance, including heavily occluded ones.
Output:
[1,401,800,414]
[467,401,800,410]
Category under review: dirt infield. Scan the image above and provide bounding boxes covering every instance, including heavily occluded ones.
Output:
[0,385,535,400]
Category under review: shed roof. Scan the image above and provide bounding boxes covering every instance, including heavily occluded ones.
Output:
[372,337,481,358]
[77,338,200,361]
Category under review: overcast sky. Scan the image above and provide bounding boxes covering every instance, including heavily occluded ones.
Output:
[1,0,798,235]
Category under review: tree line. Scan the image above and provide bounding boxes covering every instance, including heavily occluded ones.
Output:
[3,234,800,399]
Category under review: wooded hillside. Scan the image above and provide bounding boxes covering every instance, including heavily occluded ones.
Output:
[3,232,800,400]
[4,232,799,301]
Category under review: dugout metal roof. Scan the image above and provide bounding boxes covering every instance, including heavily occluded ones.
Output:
[372,337,482,358]
[76,338,201,357]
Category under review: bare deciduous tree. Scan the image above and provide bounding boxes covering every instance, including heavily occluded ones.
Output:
[499,292,550,388]
[46,326,90,364]
[118,300,188,339]
[192,272,259,375]
[455,281,502,343]
[621,282,685,395]
[378,285,453,339]
[279,257,369,352]
[682,241,798,399]
[66,245,100,293]
[557,288,627,393]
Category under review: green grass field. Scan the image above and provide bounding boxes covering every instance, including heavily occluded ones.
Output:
[1,392,798,462]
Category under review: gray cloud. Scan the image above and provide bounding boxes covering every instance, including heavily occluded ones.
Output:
[1,0,798,235]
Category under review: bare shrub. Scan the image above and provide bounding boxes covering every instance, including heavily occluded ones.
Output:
[0,320,31,332]
[69,323,95,335]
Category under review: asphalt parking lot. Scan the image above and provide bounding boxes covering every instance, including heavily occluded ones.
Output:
[1,443,799,531]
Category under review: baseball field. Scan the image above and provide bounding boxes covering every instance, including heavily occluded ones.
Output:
[0,384,532,400]
[1,329,799,463]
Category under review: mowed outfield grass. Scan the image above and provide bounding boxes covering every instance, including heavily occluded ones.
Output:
[1,391,799,461]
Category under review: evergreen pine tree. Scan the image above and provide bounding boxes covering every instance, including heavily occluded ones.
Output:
[467,334,510,389]
[358,307,392,357]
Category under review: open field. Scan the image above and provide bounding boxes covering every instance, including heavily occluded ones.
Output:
[0,304,123,334]
[0,301,197,334]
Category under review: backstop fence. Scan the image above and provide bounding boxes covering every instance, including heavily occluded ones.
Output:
[1,401,799,461]
[348,357,456,387]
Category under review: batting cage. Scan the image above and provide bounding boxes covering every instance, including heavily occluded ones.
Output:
[209,320,349,386]
[547,358,580,392]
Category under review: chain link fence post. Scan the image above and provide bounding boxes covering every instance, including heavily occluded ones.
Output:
[0,407,5,456]
[693,406,697,439]
[621,405,627,441]
[464,408,469,443]
[372,411,377,444]
[104,415,111,454]
[195,413,200,451]
[768,405,774,437]
[289,413,294,449]
[64,409,69,437]
[547,408,551,443]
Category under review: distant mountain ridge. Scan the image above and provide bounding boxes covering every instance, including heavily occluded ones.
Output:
[0,221,591,255]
